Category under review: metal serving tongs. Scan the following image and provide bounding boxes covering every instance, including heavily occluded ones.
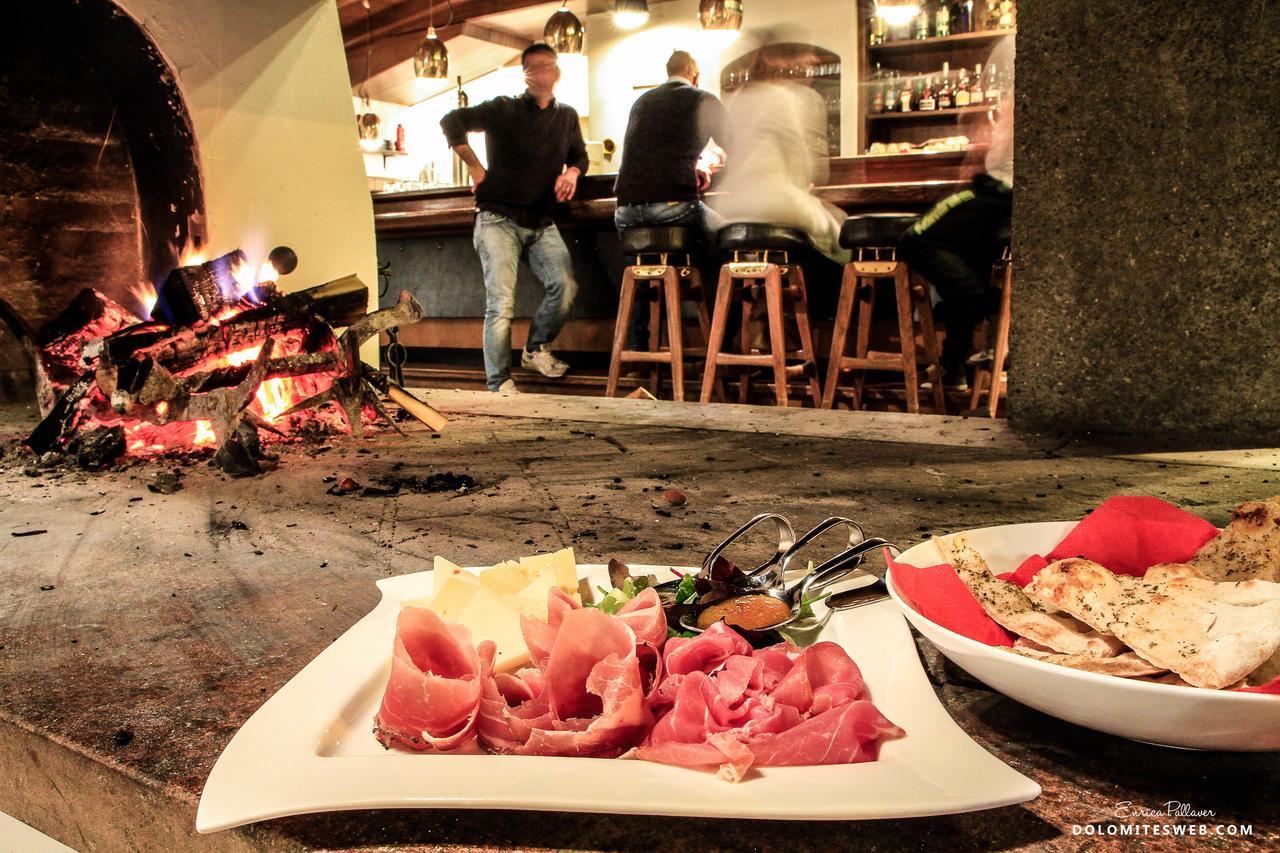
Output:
[649,512,795,601]
[675,516,897,633]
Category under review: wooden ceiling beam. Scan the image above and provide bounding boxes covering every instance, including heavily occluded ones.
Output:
[341,0,551,51]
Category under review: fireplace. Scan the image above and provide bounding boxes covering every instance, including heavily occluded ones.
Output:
[0,0,398,472]
[0,0,202,401]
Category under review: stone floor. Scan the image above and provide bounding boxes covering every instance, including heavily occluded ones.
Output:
[0,395,1276,851]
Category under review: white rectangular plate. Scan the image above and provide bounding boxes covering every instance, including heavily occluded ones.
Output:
[196,565,1039,832]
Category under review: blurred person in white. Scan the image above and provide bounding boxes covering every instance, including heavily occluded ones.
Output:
[898,35,1015,392]
[712,31,849,266]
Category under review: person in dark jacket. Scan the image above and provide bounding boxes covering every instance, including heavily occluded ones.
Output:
[614,50,726,233]
[612,50,727,350]
[440,43,589,393]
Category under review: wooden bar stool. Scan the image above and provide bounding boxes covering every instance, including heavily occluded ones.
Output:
[606,226,714,402]
[821,213,946,414]
[969,228,1013,418]
[698,224,822,407]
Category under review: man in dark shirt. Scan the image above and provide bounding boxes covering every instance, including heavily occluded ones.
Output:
[614,51,726,233]
[440,43,589,393]
[613,51,727,350]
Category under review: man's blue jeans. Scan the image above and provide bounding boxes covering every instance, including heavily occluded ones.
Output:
[613,201,723,349]
[473,211,577,390]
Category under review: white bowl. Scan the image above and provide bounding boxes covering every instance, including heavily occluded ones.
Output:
[887,521,1280,752]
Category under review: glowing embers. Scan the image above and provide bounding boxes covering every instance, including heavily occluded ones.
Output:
[23,252,428,475]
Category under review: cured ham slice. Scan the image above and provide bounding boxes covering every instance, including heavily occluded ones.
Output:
[374,606,493,751]
[634,625,903,780]
[479,592,665,757]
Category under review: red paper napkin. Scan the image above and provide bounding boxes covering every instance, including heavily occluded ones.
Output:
[886,496,1278,695]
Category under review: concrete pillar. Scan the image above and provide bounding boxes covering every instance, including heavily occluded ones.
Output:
[1010,1,1280,447]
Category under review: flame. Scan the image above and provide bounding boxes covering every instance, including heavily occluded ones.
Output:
[194,420,217,446]
[223,344,263,367]
[257,260,278,286]
[130,280,159,321]
[229,255,258,299]
[178,237,206,267]
[155,401,169,418]
[256,378,299,422]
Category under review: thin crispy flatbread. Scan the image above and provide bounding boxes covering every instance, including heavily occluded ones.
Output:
[934,535,1125,658]
[1007,647,1166,677]
[1025,558,1280,690]
[1189,497,1280,582]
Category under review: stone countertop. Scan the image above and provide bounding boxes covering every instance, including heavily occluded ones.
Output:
[0,402,1276,851]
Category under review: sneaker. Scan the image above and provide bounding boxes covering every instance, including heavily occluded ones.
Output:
[921,367,969,393]
[521,345,569,378]
[495,379,519,394]
[967,348,994,367]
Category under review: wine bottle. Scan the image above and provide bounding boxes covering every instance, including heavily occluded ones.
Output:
[919,76,936,111]
[937,62,953,109]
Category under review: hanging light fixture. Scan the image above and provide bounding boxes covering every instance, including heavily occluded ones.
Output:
[698,0,743,30]
[613,0,649,30]
[356,1,382,151]
[873,0,921,28]
[544,3,585,53]
[414,1,454,79]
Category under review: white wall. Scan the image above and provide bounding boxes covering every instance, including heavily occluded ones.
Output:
[584,0,859,157]
[116,0,377,313]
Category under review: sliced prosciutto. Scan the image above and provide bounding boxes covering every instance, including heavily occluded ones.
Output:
[634,623,903,781]
[374,606,493,751]
[478,589,666,756]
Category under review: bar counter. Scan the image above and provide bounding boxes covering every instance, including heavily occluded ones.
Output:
[373,150,982,235]
[372,151,982,357]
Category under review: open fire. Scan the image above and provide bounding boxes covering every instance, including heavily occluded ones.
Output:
[4,245,432,475]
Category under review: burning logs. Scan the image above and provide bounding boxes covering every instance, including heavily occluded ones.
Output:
[19,249,429,475]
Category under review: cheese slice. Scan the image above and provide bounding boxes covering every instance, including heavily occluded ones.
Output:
[402,549,582,674]
[477,560,537,597]
[519,548,580,596]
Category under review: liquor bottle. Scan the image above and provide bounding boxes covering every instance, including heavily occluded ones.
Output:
[883,71,898,112]
[955,66,971,107]
[937,62,953,109]
[919,76,936,111]
[914,3,932,39]
[935,1,951,37]
[970,63,984,103]
[869,11,886,45]
[900,75,914,112]
[984,63,1001,103]
[870,63,885,113]
[956,0,973,33]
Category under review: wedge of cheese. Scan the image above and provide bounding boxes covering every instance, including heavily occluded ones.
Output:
[403,550,581,673]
